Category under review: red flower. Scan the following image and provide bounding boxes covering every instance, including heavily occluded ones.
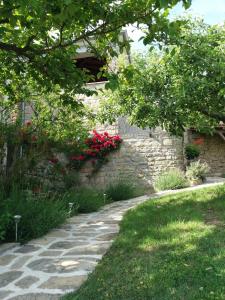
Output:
[48,158,58,164]
[84,149,94,156]
[112,135,121,141]
[71,155,85,161]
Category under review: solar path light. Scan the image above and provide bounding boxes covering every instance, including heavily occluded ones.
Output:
[14,215,21,242]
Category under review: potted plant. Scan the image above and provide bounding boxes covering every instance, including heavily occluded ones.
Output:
[185,144,200,163]
[186,160,210,186]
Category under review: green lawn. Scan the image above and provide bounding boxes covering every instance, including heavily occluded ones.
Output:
[64,185,225,300]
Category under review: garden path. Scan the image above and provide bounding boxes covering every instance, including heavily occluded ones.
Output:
[0,178,224,300]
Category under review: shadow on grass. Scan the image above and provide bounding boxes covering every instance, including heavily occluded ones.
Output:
[63,186,225,300]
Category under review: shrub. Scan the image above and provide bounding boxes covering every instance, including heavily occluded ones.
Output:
[185,144,200,160]
[66,188,107,213]
[105,181,135,201]
[2,188,68,243]
[0,212,11,241]
[186,160,210,181]
[154,169,188,191]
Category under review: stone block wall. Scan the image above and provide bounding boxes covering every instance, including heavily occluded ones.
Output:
[188,131,225,176]
[79,127,184,188]
[79,83,185,188]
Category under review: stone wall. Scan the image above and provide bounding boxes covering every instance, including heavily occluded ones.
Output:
[79,127,184,188]
[79,82,185,188]
[188,131,225,177]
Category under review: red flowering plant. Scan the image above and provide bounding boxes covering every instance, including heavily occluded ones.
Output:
[69,130,122,173]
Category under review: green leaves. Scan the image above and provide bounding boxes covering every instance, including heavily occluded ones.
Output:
[0,0,193,143]
[101,19,225,135]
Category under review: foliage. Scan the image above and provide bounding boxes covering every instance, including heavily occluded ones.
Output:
[66,188,108,213]
[0,212,11,241]
[63,185,225,300]
[100,19,225,135]
[1,188,68,242]
[154,168,188,191]
[69,131,122,173]
[105,181,135,201]
[0,0,191,109]
[185,144,200,160]
[186,160,210,181]
[0,119,86,194]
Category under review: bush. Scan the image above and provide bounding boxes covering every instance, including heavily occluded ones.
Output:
[105,181,135,201]
[186,160,210,181]
[185,144,200,160]
[66,188,107,213]
[1,188,68,243]
[154,169,188,191]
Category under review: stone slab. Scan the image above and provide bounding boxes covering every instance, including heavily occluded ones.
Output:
[0,271,23,287]
[15,276,39,288]
[39,275,88,290]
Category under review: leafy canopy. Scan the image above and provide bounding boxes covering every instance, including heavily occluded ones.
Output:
[0,0,191,107]
[100,19,225,135]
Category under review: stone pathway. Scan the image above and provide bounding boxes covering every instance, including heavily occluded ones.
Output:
[0,195,150,300]
[0,179,224,300]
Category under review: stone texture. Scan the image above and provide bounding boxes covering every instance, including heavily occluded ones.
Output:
[10,256,32,269]
[9,294,61,300]
[0,255,16,266]
[14,245,40,254]
[48,241,88,249]
[79,128,185,188]
[189,131,225,176]
[39,275,88,290]
[0,290,12,299]
[45,230,70,238]
[27,258,96,273]
[65,243,112,256]
[39,250,63,257]
[15,276,39,288]
[0,271,23,287]
[95,232,117,241]
[0,243,18,255]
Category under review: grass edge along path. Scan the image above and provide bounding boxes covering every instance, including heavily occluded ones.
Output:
[63,184,225,300]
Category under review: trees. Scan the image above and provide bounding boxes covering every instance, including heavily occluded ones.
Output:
[100,19,225,135]
[0,0,191,107]
[0,0,193,191]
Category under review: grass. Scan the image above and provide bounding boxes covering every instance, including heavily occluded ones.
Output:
[63,185,225,300]
[154,168,188,191]
[105,181,135,201]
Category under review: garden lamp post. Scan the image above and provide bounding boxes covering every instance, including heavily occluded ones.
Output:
[68,202,73,216]
[14,215,21,242]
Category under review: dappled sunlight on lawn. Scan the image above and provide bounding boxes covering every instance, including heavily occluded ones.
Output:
[63,185,225,300]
